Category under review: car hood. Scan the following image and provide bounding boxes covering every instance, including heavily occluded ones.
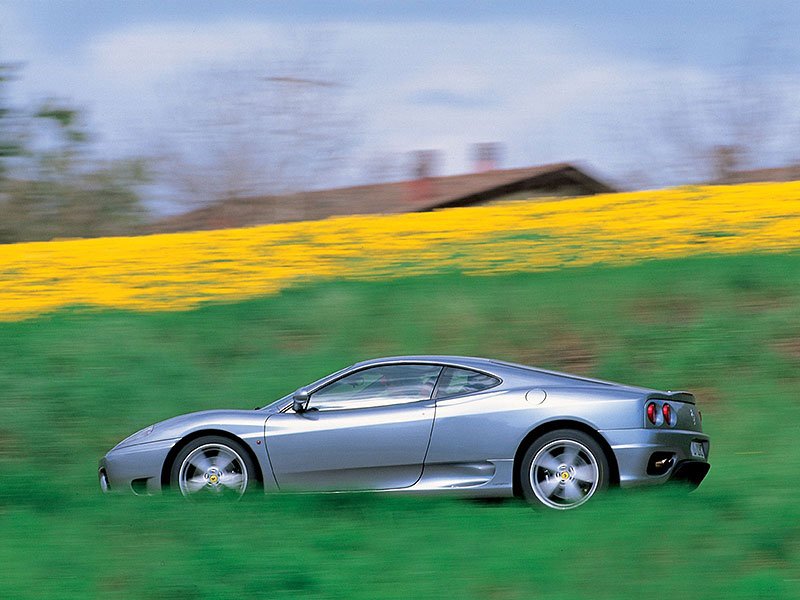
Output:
[113,409,270,450]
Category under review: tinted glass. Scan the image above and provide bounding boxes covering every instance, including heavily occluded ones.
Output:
[311,364,442,410]
[434,367,499,398]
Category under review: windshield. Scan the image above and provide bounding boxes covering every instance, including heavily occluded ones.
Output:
[256,363,355,411]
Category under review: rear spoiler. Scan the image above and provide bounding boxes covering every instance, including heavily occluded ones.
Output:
[646,391,695,404]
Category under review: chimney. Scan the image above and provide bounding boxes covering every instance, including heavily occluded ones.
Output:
[472,142,502,172]
[411,150,439,179]
[406,150,440,204]
[713,145,743,182]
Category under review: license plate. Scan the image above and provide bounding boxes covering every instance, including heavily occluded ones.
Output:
[690,441,706,459]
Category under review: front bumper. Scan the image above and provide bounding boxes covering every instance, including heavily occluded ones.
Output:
[600,428,710,489]
[99,438,178,495]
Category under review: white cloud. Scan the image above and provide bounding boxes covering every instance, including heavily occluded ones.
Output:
[86,21,297,85]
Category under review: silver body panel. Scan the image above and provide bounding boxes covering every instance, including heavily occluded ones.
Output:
[265,399,435,490]
[99,356,710,497]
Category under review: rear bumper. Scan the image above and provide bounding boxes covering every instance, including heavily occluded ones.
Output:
[600,428,710,489]
[669,460,711,487]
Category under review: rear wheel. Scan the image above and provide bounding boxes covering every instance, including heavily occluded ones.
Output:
[521,429,609,510]
[170,436,256,499]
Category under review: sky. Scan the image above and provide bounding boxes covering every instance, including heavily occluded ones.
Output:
[3,1,800,203]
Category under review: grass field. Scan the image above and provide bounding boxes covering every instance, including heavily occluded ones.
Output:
[2,252,800,598]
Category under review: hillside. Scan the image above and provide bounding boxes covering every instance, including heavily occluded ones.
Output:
[1,183,800,598]
[2,182,800,320]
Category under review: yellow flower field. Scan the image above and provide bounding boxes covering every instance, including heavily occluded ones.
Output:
[2,182,800,321]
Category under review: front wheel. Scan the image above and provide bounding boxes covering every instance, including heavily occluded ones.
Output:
[520,429,609,510]
[170,436,256,499]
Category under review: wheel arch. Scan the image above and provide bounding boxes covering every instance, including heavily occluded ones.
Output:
[512,419,620,497]
[160,429,264,489]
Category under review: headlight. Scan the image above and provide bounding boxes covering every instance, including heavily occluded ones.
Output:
[114,424,155,448]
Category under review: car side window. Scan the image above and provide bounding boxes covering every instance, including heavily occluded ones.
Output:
[310,364,443,411]
[434,367,500,399]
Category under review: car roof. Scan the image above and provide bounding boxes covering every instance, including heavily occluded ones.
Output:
[352,355,655,391]
[353,355,503,371]
[352,355,567,380]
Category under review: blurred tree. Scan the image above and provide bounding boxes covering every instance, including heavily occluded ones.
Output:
[612,31,798,187]
[0,62,26,178]
[157,48,360,210]
[0,67,148,243]
[359,151,405,186]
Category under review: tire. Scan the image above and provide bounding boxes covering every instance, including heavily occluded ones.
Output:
[170,435,257,499]
[520,429,609,510]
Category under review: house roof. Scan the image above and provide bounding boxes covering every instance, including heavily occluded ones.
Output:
[151,162,614,233]
[712,164,800,185]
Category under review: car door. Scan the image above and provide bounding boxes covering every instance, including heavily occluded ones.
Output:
[265,364,442,491]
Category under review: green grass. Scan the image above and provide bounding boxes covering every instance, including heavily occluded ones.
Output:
[2,252,800,598]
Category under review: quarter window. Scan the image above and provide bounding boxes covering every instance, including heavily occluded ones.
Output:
[310,364,442,411]
[434,367,500,399]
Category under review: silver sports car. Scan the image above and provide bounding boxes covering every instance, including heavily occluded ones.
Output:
[99,356,710,509]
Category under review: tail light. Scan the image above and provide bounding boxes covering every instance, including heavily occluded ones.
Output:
[646,401,675,427]
[646,402,657,424]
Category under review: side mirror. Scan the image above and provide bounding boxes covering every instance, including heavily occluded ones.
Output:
[292,389,310,413]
